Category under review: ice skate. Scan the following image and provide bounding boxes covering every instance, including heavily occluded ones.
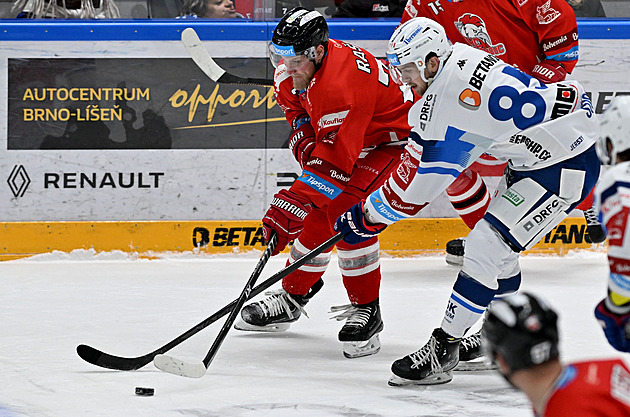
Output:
[234,279,323,332]
[389,328,460,386]
[330,298,384,359]
[454,329,498,371]
[583,207,606,244]
[445,238,465,267]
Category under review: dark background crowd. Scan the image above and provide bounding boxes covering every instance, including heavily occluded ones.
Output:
[0,0,621,20]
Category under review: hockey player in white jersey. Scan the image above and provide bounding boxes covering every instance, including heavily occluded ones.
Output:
[593,95,630,352]
[334,17,601,386]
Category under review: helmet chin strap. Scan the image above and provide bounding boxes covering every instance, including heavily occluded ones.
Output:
[311,43,328,73]
[419,48,453,86]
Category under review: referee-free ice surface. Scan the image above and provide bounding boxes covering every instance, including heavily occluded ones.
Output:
[0,249,616,416]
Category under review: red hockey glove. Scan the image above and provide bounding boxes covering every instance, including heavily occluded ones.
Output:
[334,201,387,245]
[594,299,630,352]
[531,60,567,84]
[288,117,316,168]
[263,189,313,256]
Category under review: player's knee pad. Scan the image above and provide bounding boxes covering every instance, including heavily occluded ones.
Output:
[289,238,331,274]
[283,238,332,295]
[462,219,521,289]
[484,177,575,251]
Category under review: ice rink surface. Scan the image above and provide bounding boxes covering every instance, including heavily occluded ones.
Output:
[0,249,621,417]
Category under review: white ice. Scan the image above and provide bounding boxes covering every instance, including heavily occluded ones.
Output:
[0,249,620,417]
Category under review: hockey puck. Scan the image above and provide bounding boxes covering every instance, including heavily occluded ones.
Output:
[135,387,154,396]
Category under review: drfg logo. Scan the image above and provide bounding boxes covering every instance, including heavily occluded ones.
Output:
[523,198,561,232]
[7,165,31,197]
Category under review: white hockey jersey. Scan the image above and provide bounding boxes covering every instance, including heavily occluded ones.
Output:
[597,161,630,299]
[366,43,599,224]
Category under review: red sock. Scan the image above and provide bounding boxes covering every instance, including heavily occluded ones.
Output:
[576,187,595,211]
[446,168,491,230]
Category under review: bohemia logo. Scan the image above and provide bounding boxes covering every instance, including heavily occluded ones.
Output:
[455,13,506,56]
[7,165,31,197]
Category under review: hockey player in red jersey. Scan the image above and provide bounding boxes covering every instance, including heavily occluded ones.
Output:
[483,292,630,417]
[401,0,605,267]
[234,8,414,359]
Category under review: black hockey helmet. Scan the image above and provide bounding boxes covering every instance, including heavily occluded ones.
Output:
[481,292,560,374]
[269,7,329,68]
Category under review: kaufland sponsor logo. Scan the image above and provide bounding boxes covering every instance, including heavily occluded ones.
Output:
[543,35,567,52]
[317,110,349,130]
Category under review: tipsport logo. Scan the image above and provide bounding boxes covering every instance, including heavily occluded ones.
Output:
[7,165,30,198]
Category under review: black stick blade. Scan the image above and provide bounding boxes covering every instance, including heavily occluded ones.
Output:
[76,344,151,371]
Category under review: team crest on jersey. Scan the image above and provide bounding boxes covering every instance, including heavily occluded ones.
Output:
[458,89,481,110]
[455,13,506,56]
[536,0,561,24]
[395,151,418,186]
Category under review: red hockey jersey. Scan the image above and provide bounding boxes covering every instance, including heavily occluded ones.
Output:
[540,359,630,417]
[401,0,579,75]
[274,39,413,206]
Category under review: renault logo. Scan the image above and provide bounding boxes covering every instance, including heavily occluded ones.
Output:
[7,165,31,197]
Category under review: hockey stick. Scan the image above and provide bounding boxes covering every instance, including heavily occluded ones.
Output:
[76,232,343,371]
[76,233,276,371]
[181,27,274,86]
[154,232,344,378]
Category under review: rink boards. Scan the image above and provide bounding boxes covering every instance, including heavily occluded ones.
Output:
[0,20,626,259]
[0,217,601,260]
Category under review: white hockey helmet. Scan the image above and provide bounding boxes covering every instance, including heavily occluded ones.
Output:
[386,17,452,84]
[597,95,630,165]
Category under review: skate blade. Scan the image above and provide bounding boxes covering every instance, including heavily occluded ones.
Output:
[342,334,381,359]
[445,254,463,267]
[454,359,499,371]
[388,371,453,386]
[233,319,290,332]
